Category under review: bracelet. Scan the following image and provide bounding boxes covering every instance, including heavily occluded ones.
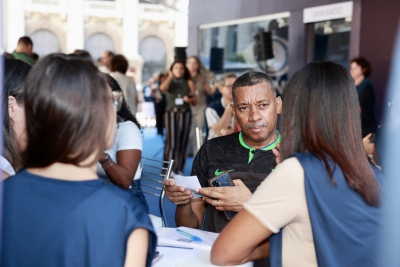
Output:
[103,161,114,171]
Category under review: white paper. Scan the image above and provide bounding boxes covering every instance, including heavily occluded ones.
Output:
[153,246,196,267]
[172,174,203,199]
[157,227,219,250]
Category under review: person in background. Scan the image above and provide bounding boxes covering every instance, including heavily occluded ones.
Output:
[211,62,382,267]
[100,50,114,72]
[186,56,215,155]
[1,57,32,178]
[160,60,196,174]
[32,53,39,63]
[142,78,156,126]
[110,54,138,114]
[2,54,156,267]
[72,49,93,63]
[152,73,167,136]
[98,75,148,212]
[350,56,378,137]
[12,36,35,65]
[205,73,237,140]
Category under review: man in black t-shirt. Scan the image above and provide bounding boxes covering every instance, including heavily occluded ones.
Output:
[163,71,282,233]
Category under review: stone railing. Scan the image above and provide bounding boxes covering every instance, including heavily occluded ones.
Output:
[83,1,123,18]
[24,0,175,21]
[24,0,67,14]
[138,3,175,21]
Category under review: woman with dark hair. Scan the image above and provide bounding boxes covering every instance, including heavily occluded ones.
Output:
[350,56,378,137]
[211,62,382,267]
[160,60,196,174]
[98,74,148,212]
[110,54,138,113]
[2,57,32,177]
[2,54,156,267]
[186,56,215,156]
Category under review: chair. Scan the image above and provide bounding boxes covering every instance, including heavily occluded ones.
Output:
[195,127,205,152]
[140,157,174,227]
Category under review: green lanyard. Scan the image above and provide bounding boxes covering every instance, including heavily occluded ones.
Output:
[238,131,281,164]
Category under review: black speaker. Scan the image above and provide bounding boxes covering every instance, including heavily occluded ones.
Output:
[174,47,187,62]
[209,47,224,73]
[253,32,274,61]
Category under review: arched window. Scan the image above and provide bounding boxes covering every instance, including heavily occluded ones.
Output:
[85,33,115,61]
[139,36,167,83]
[30,30,61,57]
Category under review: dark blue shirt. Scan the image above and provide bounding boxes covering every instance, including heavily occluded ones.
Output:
[2,170,157,267]
[270,153,383,267]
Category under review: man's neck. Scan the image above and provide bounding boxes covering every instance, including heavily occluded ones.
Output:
[354,76,365,86]
[242,130,278,149]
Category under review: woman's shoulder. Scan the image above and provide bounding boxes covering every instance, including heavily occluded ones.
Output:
[117,120,141,133]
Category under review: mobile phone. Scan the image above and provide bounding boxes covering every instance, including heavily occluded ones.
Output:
[208,172,237,221]
[369,133,376,143]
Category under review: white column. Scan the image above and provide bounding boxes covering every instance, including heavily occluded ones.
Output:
[66,0,84,53]
[122,0,143,84]
[6,0,25,53]
[122,0,139,58]
[174,11,188,48]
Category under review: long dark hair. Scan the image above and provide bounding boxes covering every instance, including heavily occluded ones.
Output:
[23,54,112,167]
[105,74,141,129]
[169,61,191,80]
[3,57,32,171]
[280,61,379,206]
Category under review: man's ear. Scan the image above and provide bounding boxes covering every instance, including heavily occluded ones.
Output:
[230,103,236,119]
[276,96,282,114]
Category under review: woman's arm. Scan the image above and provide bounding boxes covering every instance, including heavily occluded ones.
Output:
[159,72,173,93]
[100,149,141,189]
[183,80,197,105]
[211,209,272,265]
[124,228,149,267]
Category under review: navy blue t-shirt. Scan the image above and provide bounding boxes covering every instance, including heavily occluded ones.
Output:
[2,170,157,267]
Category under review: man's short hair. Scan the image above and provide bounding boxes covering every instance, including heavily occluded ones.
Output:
[219,73,237,86]
[232,71,276,100]
[18,36,33,46]
[350,56,372,78]
[110,54,129,73]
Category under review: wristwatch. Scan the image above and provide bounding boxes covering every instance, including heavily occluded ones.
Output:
[99,153,112,165]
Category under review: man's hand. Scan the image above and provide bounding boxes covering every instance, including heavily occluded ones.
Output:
[162,179,193,205]
[272,143,281,164]
[196,180,252,212]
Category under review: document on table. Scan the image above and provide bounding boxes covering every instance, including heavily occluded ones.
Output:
[152,246,197,267]
[157,227,219,250]
[172,174,203,199]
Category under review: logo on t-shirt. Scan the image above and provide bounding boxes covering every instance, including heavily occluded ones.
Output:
[214,169,233,176]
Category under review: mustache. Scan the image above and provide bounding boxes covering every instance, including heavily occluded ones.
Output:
[246,122,268,130]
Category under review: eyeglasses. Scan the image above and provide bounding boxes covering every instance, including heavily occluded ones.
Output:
[112,90,124,112]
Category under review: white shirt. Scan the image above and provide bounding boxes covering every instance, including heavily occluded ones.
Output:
[0,156,15,176]
[110,72,138,113]
[97,121,143,180]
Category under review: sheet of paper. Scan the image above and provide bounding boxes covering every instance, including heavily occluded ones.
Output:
[172,174,203,199]
[157,227,220,250]
[153,246,196,267]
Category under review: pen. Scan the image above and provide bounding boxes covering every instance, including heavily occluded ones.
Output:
[176,229,203,242]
